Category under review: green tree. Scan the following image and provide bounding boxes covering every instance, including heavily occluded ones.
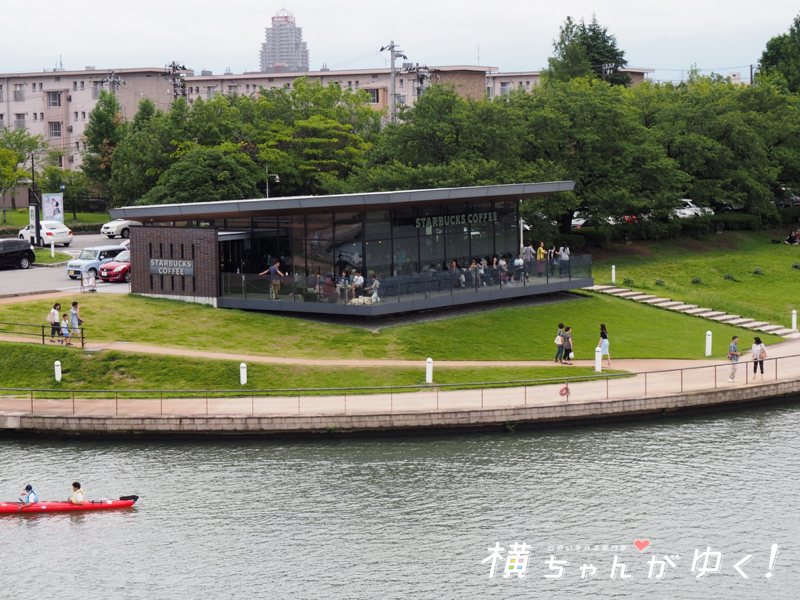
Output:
[760,13,800,94]
[138,147,262,205]
[0,128,49,219]
[82,90,126,195]
[543,16,631,86]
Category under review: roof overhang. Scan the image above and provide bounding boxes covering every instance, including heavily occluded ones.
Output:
[109,181,575,223]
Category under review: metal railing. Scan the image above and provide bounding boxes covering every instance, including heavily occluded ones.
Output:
[1,354,797,418]
[0,322,85,348]
[220,255,592,305]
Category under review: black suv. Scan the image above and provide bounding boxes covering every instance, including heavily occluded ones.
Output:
[0,239,36,269]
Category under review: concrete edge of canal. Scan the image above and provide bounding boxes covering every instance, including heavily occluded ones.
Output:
[1,378,799,438]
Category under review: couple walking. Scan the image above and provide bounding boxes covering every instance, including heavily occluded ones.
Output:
[553,323,611,366]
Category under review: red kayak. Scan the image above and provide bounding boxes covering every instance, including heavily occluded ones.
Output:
[0,495,138,514]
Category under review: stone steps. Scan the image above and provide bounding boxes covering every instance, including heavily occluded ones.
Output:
[684,308,714,315]
[742,321,770,330]
[710,314,740,322]
[642,298,672,305]
[669,304,699,312]
[726,318,755,326]
[588,285,798,338]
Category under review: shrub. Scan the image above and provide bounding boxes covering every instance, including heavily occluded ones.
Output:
[678,217,714,239]
[753,269,763,275]
[692,278,702,284]
[575,228,611,249]
[610,219,681,241]
[777,207,800,225]
[710,213,762,231]
[556,234,586,251]
[623,278,635,285]
[724,274,734,280]
[655,279,665,286]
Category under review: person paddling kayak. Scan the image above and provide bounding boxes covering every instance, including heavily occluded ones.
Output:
[18,484,38,512]
[68,482,85,505]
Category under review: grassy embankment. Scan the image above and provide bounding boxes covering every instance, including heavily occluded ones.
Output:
[0,291,781,363]
[0,342,619,396]
[593,230,800,326]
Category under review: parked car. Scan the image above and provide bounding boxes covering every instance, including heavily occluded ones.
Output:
[0,239,35,270]
[674,199,713,218]
[17,220,73,246]
[773,187,800,208]
[98,250,131,283]
[66,245,127,279]
[101,218,142,239]
[710,199,743,213]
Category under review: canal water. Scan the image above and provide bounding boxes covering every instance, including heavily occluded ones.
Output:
[1,403,798,599]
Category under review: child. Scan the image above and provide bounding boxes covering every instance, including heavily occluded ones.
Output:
[61,313,72,346]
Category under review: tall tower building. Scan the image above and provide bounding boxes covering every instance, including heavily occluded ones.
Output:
[259,9,309,73]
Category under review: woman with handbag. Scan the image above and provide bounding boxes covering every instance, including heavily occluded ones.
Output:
[751,336,767,381]
[554,323,565,363]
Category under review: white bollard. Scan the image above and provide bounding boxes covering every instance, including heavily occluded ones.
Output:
[594,347,602,373]
[611,265,615,284]
[50,238,55,258]
[54,360,62,382]
[793,310,797,331]
[705,331,712,357]
[426,357,433,384]
[240,362,247,386]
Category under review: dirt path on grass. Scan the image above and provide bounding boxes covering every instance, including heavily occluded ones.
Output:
[3,332,799,372]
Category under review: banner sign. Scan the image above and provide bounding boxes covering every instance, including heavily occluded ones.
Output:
[42,193,64,222]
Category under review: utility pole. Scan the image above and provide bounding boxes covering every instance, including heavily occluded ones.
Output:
[165,61,188,100]
[380,41,407,124]
[102,71,126,95]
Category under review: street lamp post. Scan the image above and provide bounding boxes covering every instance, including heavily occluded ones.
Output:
[265,164,280,199]
[28,152,41,247]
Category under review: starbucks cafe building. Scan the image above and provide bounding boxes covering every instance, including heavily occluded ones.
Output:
[110,182,592,316]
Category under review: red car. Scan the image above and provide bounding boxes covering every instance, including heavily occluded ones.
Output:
[98,249,131,283]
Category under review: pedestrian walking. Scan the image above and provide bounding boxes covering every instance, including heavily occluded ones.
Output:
[69,301,84,340]
[48,302,61,343]
[562,326,574,365]
[598,323,611,367]
[751,336,767,381]
[728,335,741,382]
[554,323,565,363]
[259,260,286,300]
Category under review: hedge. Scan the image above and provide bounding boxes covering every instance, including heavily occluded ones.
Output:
[678,217,714,239]
[709,213,762,231]
[610,219,681,241]
[575,228,612,249]
[777,207,800,225]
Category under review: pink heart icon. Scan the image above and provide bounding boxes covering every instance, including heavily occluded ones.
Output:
[634,539,650,552]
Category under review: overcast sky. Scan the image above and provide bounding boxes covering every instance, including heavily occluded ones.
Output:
[2,0,798,83]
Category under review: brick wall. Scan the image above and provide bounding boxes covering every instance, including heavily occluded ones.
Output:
[131,227,219,299]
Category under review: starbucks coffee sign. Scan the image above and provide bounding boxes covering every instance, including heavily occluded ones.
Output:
[415,211,498,228]
[150,259,194,276]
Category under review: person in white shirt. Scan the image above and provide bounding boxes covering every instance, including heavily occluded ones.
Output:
[364,274,381,303]
[351,271,365,300]
[558,244,571,277]
[751,336,767,381]
[48,302,61,343]
[18,484,38,512]
[69,481,85,505]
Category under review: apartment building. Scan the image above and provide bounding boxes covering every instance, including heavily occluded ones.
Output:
[486,67,654,97]
[185,65,496,115]
[259,9,309,73]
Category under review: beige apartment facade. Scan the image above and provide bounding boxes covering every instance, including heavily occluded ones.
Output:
[184,65,497,114]
[486,67,655,97]
[0,67,181,209]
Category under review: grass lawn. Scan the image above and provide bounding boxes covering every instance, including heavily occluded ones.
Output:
[34,249,72,264]
[593,230,800,325]
[0,292,781,362]
[0,342,619,395]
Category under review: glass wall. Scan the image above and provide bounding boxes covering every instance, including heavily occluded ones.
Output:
[219,199,523,301]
